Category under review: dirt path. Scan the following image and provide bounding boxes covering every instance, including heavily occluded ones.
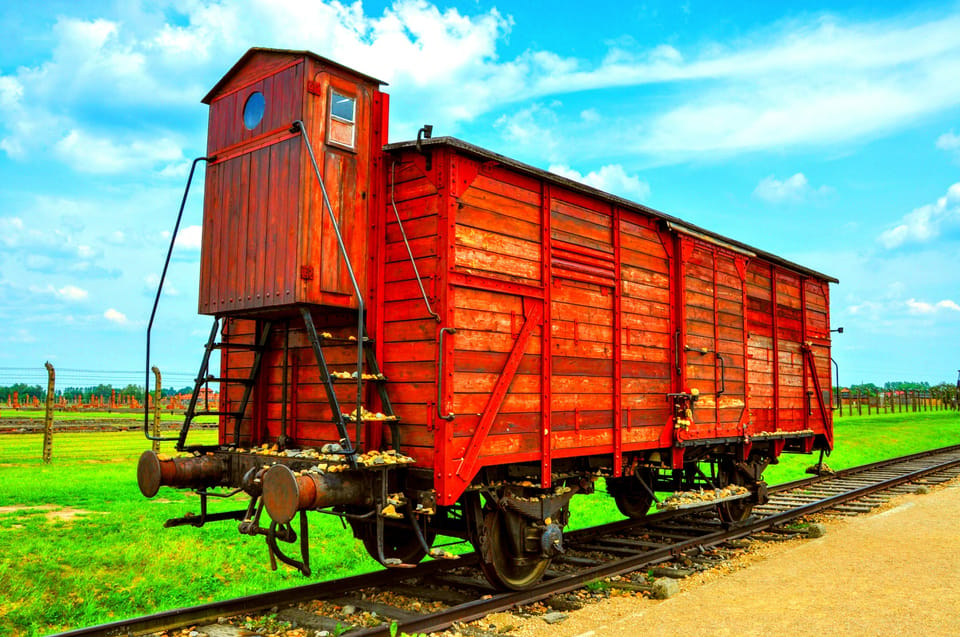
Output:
[490,479,960,637]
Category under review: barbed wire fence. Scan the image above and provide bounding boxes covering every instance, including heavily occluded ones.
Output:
[0,365,218,464]
[1,365,958,464]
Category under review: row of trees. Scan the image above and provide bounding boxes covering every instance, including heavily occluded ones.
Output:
[846,381,958,397]
[0,383,194,403]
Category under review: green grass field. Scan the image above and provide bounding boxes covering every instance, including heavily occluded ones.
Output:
[1,410,958,636]
[1,409,217,425]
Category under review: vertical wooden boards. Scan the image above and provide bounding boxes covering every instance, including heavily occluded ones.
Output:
[619,215,672,445]
[775,269,804,431]
[681,242,717,438]
[206,58,304,154]
[803,278,833,441]
[744,260,833,438]
[677,240,748,439]
[201,52,387,316]
[219,317,370,450]
[715,254,747,436]
[746,261,776,431]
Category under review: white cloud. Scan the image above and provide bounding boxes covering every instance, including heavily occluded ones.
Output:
[936,130,960,151]
[105,231,125,245]
[906,298,960,315]
[3,3,960,168]
[27,283,89,301]
[145,273,179,296]
[753,173,832,203]
[55,129,184,175]
[493,103,562,160]
[548,164,651,202]
[879,182,960,248]
[103,308,129,325]
[847,300,881,316]
[8,329,36,344]
[906,298,935,314]
[175,225,203,250]
[57,285,89,301]
[76,245,97,259]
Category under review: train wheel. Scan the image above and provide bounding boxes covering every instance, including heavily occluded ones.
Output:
[478,509,550,590]
[614,490,654,519]
[610,468,657,519]
[360,522,435,565]
[716,462,753,524]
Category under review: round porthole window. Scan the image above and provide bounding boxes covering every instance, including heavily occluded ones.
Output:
[243,91,265,130]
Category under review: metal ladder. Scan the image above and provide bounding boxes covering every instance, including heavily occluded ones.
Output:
[176,317,273,450]
[300,307,400,465]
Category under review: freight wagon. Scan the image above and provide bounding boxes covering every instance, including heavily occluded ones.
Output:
[139,48,836,589]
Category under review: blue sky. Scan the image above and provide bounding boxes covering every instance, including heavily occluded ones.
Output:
[1,0,959,388]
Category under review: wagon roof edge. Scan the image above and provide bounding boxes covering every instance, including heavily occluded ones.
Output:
[384,136,839,284]
[203,47,387,104]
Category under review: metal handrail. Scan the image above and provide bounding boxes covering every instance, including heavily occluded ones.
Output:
[144,156,211,442]
[390,160,440,322]
[292,120,364,449]
[437,327,457,421]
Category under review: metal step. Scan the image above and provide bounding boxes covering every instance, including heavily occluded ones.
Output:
[210,342,263,351]
[193,410,244,418]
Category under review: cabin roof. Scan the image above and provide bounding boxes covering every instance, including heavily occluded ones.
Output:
[385,136,838,284]
[203,47,387,104]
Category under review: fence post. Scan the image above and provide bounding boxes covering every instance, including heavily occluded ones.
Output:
[151,365,162,453]
[43,362,55,463]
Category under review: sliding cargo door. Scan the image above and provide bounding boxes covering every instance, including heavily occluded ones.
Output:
[678,238,747,439]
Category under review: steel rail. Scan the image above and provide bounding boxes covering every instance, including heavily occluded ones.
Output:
[51,444,960,637]
[51,556,476,637]
[349,446,960,636]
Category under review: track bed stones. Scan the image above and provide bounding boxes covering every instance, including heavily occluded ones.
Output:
[806,523,828,538]
[651,577,680,599]
[546,594,584,612]
[649,566,693,579]
[541,611,568,624]
[275,608,349,633]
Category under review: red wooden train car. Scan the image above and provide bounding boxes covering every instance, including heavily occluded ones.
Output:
[139,48,836,590]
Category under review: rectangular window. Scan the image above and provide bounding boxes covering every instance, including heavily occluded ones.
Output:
[328,89,356,149]
[331,91,355,123]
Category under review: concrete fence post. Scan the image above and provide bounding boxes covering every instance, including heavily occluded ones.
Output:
[151,365,162,453]
[43,362,55,463]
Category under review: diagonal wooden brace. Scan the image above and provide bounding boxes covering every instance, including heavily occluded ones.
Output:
[453,301,543,488]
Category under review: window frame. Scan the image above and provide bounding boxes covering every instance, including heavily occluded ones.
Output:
[326,87,357,151]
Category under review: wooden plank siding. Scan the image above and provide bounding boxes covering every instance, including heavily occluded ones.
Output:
[677,240,748,439]
[202,55,834,508]
[200,51,386,315]
[745,260,833,437]
[380,159,442,466]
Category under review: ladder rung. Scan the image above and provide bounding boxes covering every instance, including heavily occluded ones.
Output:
[320,336,374,345]
[203,376,255,384]
[211,342,262,351]
[193,410,244,418]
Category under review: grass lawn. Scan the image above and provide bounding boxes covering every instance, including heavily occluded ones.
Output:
[0,410,958,635]
[1,409,217,425]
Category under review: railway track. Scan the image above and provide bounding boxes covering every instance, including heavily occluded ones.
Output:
[56,444,960,637]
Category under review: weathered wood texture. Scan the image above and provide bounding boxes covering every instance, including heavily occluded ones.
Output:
[199,50,384,315]
[201,56,834,507]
